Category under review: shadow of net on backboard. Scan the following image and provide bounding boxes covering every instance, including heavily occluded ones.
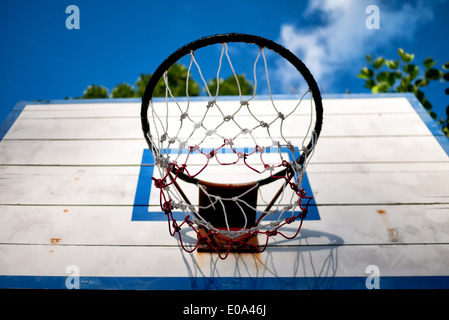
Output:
[176,227,344,290]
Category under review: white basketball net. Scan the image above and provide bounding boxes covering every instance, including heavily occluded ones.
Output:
[146,43,318,258]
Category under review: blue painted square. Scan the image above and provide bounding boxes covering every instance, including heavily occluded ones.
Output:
[132,149,320,221]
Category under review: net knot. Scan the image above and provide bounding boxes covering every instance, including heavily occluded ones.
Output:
[162,200,173,214]
[285,216,296,224]
[278,112,285,120]
[172,221,181,232]
[223,115,233,122]
[168,136,177,144]
[179,140,188,149]
[269,220,281,227]
[282,160,291,168]
[155,156,170,168]
[172,201,185,210]
[180,112,188,120]
[294,162,303,171]
[206,129,216,136]
[152,177,167,189]
[256,145,265,153]
[260,121,269,128]
[302,145,309,157]
[240,100,249,106]
[266,230,278,237]
[175,163,187,174]
[190,145,200,152]
[241,128,252,134]
[184,215,194,227]
[224,138,234,146]
[290,183,300,193]
[207,100,216,108]
[160,133,168,142]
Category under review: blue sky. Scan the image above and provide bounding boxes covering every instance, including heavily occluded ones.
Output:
[1,0,448,126]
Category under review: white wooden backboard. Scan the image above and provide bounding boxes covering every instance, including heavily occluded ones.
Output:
[1,93,449,293]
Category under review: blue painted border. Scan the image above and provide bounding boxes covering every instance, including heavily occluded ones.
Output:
[1,275,449,290]
[0,101,29,142]
[404,92,449,157]
[131,148,320,221]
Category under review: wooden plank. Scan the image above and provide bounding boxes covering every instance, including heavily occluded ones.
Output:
[0,205,164,246]
[19,102,140,119]
[0,166,140,205]
[0,140,146,165]
[1,135,447,166]
[311,136,449,163]
[18,96,414,117]
[1,162,447,206]
[5,111,431,140]
[1,203,448,247]
[4,117,142,140]
[1,243,449,280]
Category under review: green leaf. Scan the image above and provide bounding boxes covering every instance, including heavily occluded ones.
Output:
[373,57,385,69]
[422,99,432,110]
[415,79,429,87]
[364,80,376,89]
[82,85,109,99]
[376,71,389,83]
[425,68,443,81]
[443,62,449,70]
[429,111,437,119]
[360,67,374,78]
[403,64,419,80]
[111,83,136,98]
[365,55,373,64]
[416,89,425,102]
[423,57,436,69]
[371,82,390,93]
[396,85,407,93]
[443,127,449,137]
[388,72,399,86]
[386,59,399,70]
[393,71,403,80]
[401,75,411,88]
[406,53,415,63]
[398,48,414,63]
[357,73,371,80]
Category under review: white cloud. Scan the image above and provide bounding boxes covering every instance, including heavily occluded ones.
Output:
[275,0,434,93]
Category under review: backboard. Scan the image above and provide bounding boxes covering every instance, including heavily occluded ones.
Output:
[1,93,449,295]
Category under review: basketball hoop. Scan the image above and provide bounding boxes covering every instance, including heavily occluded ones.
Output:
[141,33,323,259]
